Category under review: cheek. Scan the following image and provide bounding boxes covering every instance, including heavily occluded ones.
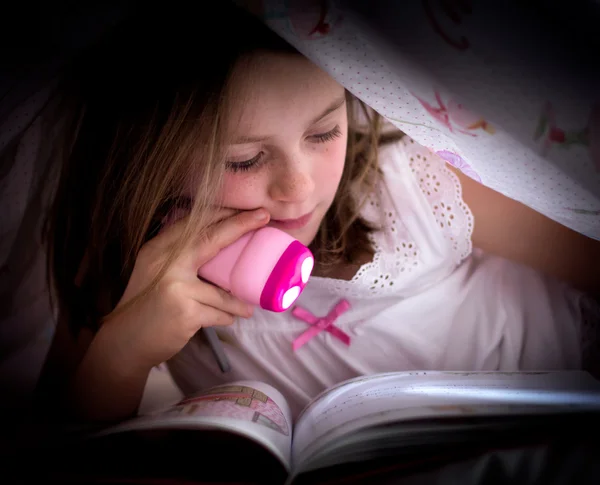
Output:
[218,174,265,209]
[317,138,347,195]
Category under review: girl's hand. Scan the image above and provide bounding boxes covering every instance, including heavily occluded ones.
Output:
[98,208,270,372]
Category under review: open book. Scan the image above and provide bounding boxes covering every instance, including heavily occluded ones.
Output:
[28,370,600,484]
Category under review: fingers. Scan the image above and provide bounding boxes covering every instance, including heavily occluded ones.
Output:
[189,285,253,330]
[195,304,238,328]
[187,278,254,319]
[147,212,192,253]
[185,208,270,268]
[145,207,268,264]
[206,207,242,225]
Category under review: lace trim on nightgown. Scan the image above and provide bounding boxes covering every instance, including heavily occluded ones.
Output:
[311,137,474,298]
[405,138,474,266]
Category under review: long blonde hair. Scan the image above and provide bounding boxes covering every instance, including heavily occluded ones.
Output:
[45,2,399,335]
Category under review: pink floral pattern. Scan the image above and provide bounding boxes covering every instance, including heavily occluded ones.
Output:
[534,101,600,173]
[413,91,495,137]
[436,150,482,182]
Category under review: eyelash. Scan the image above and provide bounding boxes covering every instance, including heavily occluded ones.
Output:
[226,125,343,173]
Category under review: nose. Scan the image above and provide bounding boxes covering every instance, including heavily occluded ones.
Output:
[268,156,315,204]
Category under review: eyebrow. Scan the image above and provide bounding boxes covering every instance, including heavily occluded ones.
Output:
[233,94,347,144]
[309,94,347,125]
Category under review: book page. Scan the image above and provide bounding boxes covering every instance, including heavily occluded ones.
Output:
[94,380,294,471]
[291,371,600,471]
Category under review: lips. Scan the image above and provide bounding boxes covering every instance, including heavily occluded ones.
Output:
[269,211,314,230]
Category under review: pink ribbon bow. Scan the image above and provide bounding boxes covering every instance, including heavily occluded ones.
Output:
[291,299,352,351]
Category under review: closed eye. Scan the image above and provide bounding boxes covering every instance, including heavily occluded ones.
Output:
[225,152,264,173]
[310,125,342,143]
[225,125,342,173]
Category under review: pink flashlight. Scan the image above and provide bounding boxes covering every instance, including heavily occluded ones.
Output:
[198,227,314,312]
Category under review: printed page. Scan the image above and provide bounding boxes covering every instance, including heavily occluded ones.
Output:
[94,380,294,471]
[291,371,600,471]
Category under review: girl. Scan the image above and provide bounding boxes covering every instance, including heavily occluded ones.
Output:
[37,2,600,422]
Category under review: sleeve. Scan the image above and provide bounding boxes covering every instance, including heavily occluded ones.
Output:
[392,136,475,266]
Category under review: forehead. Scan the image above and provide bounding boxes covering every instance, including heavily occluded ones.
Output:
[227,52,345,131]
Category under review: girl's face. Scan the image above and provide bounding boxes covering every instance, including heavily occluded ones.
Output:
[218,52,348,246]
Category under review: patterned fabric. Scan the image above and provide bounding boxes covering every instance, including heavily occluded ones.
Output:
[237,0,600,241]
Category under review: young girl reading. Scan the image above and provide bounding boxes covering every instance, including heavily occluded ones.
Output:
[36,2,600,422]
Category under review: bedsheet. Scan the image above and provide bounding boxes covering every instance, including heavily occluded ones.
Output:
[238,0,600,241]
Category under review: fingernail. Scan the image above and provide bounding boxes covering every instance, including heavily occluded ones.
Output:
[254,210,269,221]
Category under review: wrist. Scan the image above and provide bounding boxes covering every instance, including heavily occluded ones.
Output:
[91,322,154,382]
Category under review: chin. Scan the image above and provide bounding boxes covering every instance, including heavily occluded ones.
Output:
[299,235,317,248]
[283,230,312,247]
[299,212,327,247]
[289,225,319,247]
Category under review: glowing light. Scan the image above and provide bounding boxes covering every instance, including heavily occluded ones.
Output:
[282,286,301,309]
[301,256,314,283]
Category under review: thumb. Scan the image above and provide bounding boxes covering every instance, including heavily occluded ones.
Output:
[185,208,270,267]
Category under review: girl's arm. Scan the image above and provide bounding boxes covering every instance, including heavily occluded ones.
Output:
[448,165,600,298]
[36,208,268,423]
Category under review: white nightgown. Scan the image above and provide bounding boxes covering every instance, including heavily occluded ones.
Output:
[167,136,589,420]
